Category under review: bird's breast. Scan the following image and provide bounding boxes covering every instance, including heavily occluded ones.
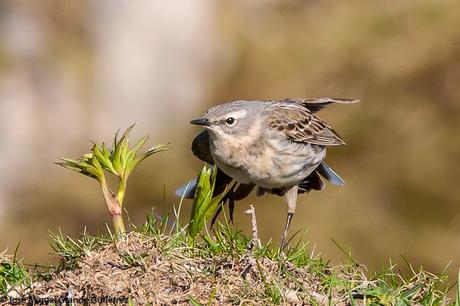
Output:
[209,138,256,184]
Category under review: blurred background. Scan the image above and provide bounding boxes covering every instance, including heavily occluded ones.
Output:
[1,0,459,280]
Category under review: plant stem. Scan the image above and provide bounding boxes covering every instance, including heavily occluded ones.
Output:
[100,178,126,236]
[116,176,127,206]
[112,213,126,236]
[114,176,127,236]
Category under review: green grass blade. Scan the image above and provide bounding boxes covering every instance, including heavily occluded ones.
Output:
[455,268,460,306]
[188,165,225,239]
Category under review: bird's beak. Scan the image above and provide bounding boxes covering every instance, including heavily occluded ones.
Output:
[190,118,211,126]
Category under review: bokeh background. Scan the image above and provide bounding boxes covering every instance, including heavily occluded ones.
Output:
[1,0,459,281]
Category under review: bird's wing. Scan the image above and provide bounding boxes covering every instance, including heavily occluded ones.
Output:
[190,130,234,195]
[233,183,255,200]
[191,130,214,163]
[267,103,346,146]
[175,177,198,199]
[298,170,325,193]
[274,97,359,113]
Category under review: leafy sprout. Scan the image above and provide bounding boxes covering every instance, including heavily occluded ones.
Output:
[188,164,226,240]
[57,124,169,236]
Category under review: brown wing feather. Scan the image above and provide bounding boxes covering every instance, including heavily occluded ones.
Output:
[267,103,345,146]
[276,97,359,113]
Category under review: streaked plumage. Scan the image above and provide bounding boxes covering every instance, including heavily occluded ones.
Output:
[178,97,358,248]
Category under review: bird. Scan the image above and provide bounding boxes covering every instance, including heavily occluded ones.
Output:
[177,98,358,249]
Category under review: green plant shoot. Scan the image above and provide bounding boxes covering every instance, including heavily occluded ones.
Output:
[57,125,169,236]
[188,164,226,240]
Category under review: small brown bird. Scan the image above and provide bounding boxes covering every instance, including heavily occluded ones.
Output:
[177,98,358,249]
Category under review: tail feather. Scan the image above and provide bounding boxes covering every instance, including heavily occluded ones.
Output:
[316,161,345,186]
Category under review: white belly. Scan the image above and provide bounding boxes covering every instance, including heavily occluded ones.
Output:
[211,138,325,189]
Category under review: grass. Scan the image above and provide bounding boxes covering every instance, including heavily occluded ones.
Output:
[0,245,28,296]
[0,162,457,304]
[1,161,458,304]
[0,209,457,305]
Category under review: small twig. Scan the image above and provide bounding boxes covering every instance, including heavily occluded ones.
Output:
[244,205,261,249]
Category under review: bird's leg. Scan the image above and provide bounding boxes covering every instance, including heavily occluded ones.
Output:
[280,185,298,250]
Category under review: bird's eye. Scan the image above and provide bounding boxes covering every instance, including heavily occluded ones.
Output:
[226,117,235,125]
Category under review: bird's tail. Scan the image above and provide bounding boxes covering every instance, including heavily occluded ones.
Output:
[316,161,345,186]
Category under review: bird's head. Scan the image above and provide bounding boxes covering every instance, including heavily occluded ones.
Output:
[190,101,264,142]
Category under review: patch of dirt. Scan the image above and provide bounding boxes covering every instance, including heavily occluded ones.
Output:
[22,232,332,305]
